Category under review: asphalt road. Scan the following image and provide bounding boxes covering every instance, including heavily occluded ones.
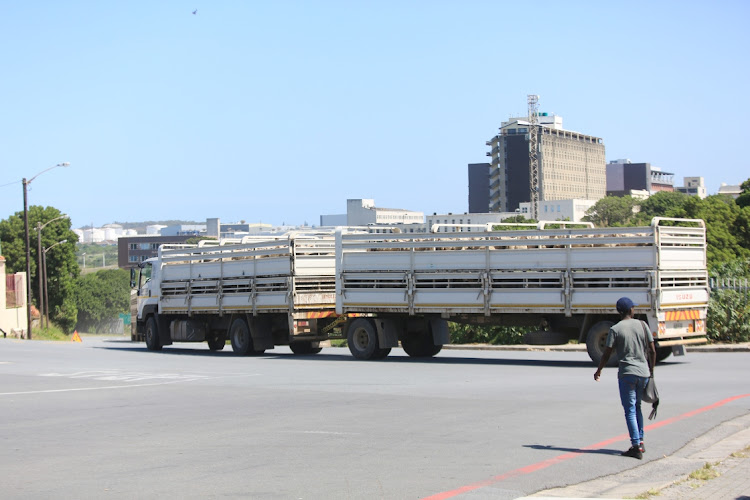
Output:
[1,338,748,499]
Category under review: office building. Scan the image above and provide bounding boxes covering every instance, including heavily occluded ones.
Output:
[487,113,606,213]
[468,163,490,213]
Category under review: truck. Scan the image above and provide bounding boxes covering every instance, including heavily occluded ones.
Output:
[131,218,709,365]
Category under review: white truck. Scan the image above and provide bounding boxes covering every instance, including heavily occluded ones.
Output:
[131,218,709,365]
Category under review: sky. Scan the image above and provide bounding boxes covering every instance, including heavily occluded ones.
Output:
[1,1,748,230]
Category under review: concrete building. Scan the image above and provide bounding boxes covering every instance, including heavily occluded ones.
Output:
[718,183,742,199]
[518,199,597,222]
[117,235,196,269]
[606,159,674,196]
[468,163,490,213]
[426,212,518,233]
[676,177,707,199]
[487,113,606,213]
[0,256,27,337]
[346,199,424,226]
[161,224,207,237]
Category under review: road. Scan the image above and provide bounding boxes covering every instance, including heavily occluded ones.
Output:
[1,338,748,499]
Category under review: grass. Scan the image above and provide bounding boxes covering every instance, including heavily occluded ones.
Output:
[29,324,70,341]
[730,445,750,458]
[631,489,661,499]
[688,462,720,481]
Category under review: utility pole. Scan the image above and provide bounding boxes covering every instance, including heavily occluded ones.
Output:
[528,94,540,221]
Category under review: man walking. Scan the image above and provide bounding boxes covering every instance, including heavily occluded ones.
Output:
[594,297,656,459]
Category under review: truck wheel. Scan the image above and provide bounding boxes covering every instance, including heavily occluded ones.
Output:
[347,318,379,360]
[290,341,323,355]
[230,319,254,355]
[145,317,162,351]
[402,327,441,357]
[586,321,617,367]
[207,333,226,351]
[656,346,672,362]
[371,347,392,360]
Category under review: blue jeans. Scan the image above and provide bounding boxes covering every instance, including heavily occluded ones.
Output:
[619,374,648,447]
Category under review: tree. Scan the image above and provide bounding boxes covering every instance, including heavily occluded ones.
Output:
[637,191,689,219]
[583,196,637,227]
[74,269,131,332]
[668,195,749,269]
[0,206,80,332]
[736,178,750,208]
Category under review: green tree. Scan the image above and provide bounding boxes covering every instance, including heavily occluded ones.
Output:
[636,191,689,219]
[583,195,638,227]
[0,206,80,331]
[668,195,748,269]
[736,178,750,208]
[74,268,131,332]
[707,259,750,343]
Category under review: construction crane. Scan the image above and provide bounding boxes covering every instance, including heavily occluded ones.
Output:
[528,94,540,220]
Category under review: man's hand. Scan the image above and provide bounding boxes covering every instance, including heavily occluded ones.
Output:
[594,369,602,381]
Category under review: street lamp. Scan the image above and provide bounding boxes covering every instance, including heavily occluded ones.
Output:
[42,239,67,329]
[36,214,69,331]
[23,162,70,339]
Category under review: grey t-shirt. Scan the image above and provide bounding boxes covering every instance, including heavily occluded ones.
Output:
[606,318,653,378]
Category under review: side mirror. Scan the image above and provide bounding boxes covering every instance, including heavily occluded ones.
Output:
[130,268,136,288]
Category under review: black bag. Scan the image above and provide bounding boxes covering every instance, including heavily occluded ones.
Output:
[640,321,659,420]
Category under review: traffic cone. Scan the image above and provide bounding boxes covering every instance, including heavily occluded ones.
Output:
[72,330,82,343]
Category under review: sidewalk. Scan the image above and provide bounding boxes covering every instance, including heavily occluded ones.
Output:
[524,412,750,499]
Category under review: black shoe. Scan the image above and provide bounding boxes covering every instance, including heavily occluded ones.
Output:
[640,441,645,453]
[622,446,643,459]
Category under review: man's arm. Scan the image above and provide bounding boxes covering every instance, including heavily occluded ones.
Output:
[648,341,656,376]
[594,346,613,381]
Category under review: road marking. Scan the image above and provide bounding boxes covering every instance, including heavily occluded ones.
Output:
[0,380,188,396]
[38,370,211,383]
[422,393,750,500]
[0,370,261,396]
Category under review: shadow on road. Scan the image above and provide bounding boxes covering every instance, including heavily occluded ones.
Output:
[524,444,623,456]
[96,343,601,368]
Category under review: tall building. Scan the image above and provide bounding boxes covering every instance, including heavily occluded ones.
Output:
[606,159,675,196]
[486,113,606,213]
[468,163,490,213]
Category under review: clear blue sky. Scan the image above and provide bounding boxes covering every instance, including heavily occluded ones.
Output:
[1,1,748,230]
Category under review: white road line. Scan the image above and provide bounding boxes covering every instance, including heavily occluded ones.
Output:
[0,380,186,396]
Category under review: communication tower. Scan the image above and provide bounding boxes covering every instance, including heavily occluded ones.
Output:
[528,94,540,220]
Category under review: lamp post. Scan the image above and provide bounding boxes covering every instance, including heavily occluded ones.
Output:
[42,239,67,329]
[23,162,70,339]
[36,215,69,331]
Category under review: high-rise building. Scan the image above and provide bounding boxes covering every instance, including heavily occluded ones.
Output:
[468,163,490,213]
[486,113,606,213]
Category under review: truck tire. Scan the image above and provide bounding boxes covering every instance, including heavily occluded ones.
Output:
[230,318,254,355]
[290,341,323,355]
[586,320,617,367]
[207,333,226,351]
[401,326,441,358]
[347,318,379,360]
[656,346,672,362]
[371,347,392,360]
[145,317,162,351]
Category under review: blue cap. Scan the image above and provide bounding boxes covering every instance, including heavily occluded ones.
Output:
[616,297,637,314]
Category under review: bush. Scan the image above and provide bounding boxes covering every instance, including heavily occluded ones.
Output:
[449,323,528,345]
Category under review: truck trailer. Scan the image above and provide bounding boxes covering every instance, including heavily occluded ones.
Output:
[131,218,709,365]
